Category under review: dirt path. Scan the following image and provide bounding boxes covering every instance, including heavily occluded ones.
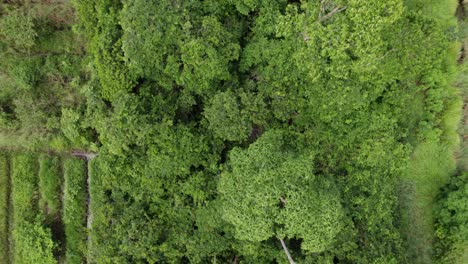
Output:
[86,159,94,264]
[458,0,467,173]
[70,152,97,264]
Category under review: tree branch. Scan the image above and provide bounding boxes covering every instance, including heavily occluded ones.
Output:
[318,6,347,23]
[280,238,296,264]
[232,255,238,264]
[279,196,287,205]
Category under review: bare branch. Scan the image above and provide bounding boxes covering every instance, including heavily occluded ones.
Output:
[319,6,347,23]
[279,196,287,205]
[280,239,296,264]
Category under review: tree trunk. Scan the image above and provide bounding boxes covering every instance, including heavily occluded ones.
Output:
[280,238,296,264]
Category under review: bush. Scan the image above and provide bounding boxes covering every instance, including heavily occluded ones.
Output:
[13,220,56,264]
[63,158,87,264]
[0,8,37,50]
[12,153,56,263]
[9,57,42,90]
[434,172,468,263]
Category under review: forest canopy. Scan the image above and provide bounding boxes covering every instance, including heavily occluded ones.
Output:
[0,0,466,263]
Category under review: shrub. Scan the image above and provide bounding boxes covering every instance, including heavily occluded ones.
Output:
[11,154,56,264]
[0,8,37,50]
[434,172,468,263]
[13,220,56,264]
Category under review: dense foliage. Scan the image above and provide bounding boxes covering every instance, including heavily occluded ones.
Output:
[0,0,464,263]
[434,172,468,263]
[71,0,463,262]
[11,154,56,264]
[0,1,87,149]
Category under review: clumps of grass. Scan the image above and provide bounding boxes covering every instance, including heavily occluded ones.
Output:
[0,153,9,262]
[400,141,458,263]
[38,155,62,217]
[63,158,87,264]
[11,154,39,224]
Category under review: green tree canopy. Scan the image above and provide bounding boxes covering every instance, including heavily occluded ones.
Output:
[219,130,343,253]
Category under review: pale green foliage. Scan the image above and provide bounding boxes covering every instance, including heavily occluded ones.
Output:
[219,130,343,252]
[13,221,56,264]
[435,173,468,263]
[278,173,343,252]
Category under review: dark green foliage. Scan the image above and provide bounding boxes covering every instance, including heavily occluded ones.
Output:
[63,158,87,264]
[38,155,62,216]
[0,153,9,262]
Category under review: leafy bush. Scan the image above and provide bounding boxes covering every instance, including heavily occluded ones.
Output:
[11,153,57,263]
[434,173,468,263]
[9,57,42,90]
[0,8,37,50]
[13,220,56,264]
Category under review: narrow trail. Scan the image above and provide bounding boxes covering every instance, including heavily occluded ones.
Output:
[71,151,97,264]
[86,159,94,264]
[457,0,467,172]
[6,155,13,264]
[462,59,467,171]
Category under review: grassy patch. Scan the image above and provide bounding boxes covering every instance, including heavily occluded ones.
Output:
[63,158,87,264]
[400,142,457,263]
[0,153,9,262]
[11,154,39,224]
[38,155,62,217]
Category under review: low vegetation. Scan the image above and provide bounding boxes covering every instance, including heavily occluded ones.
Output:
[11,154,56,264]
[38,155,62,217]
[63,158,87,264]
[0,153,9,262]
